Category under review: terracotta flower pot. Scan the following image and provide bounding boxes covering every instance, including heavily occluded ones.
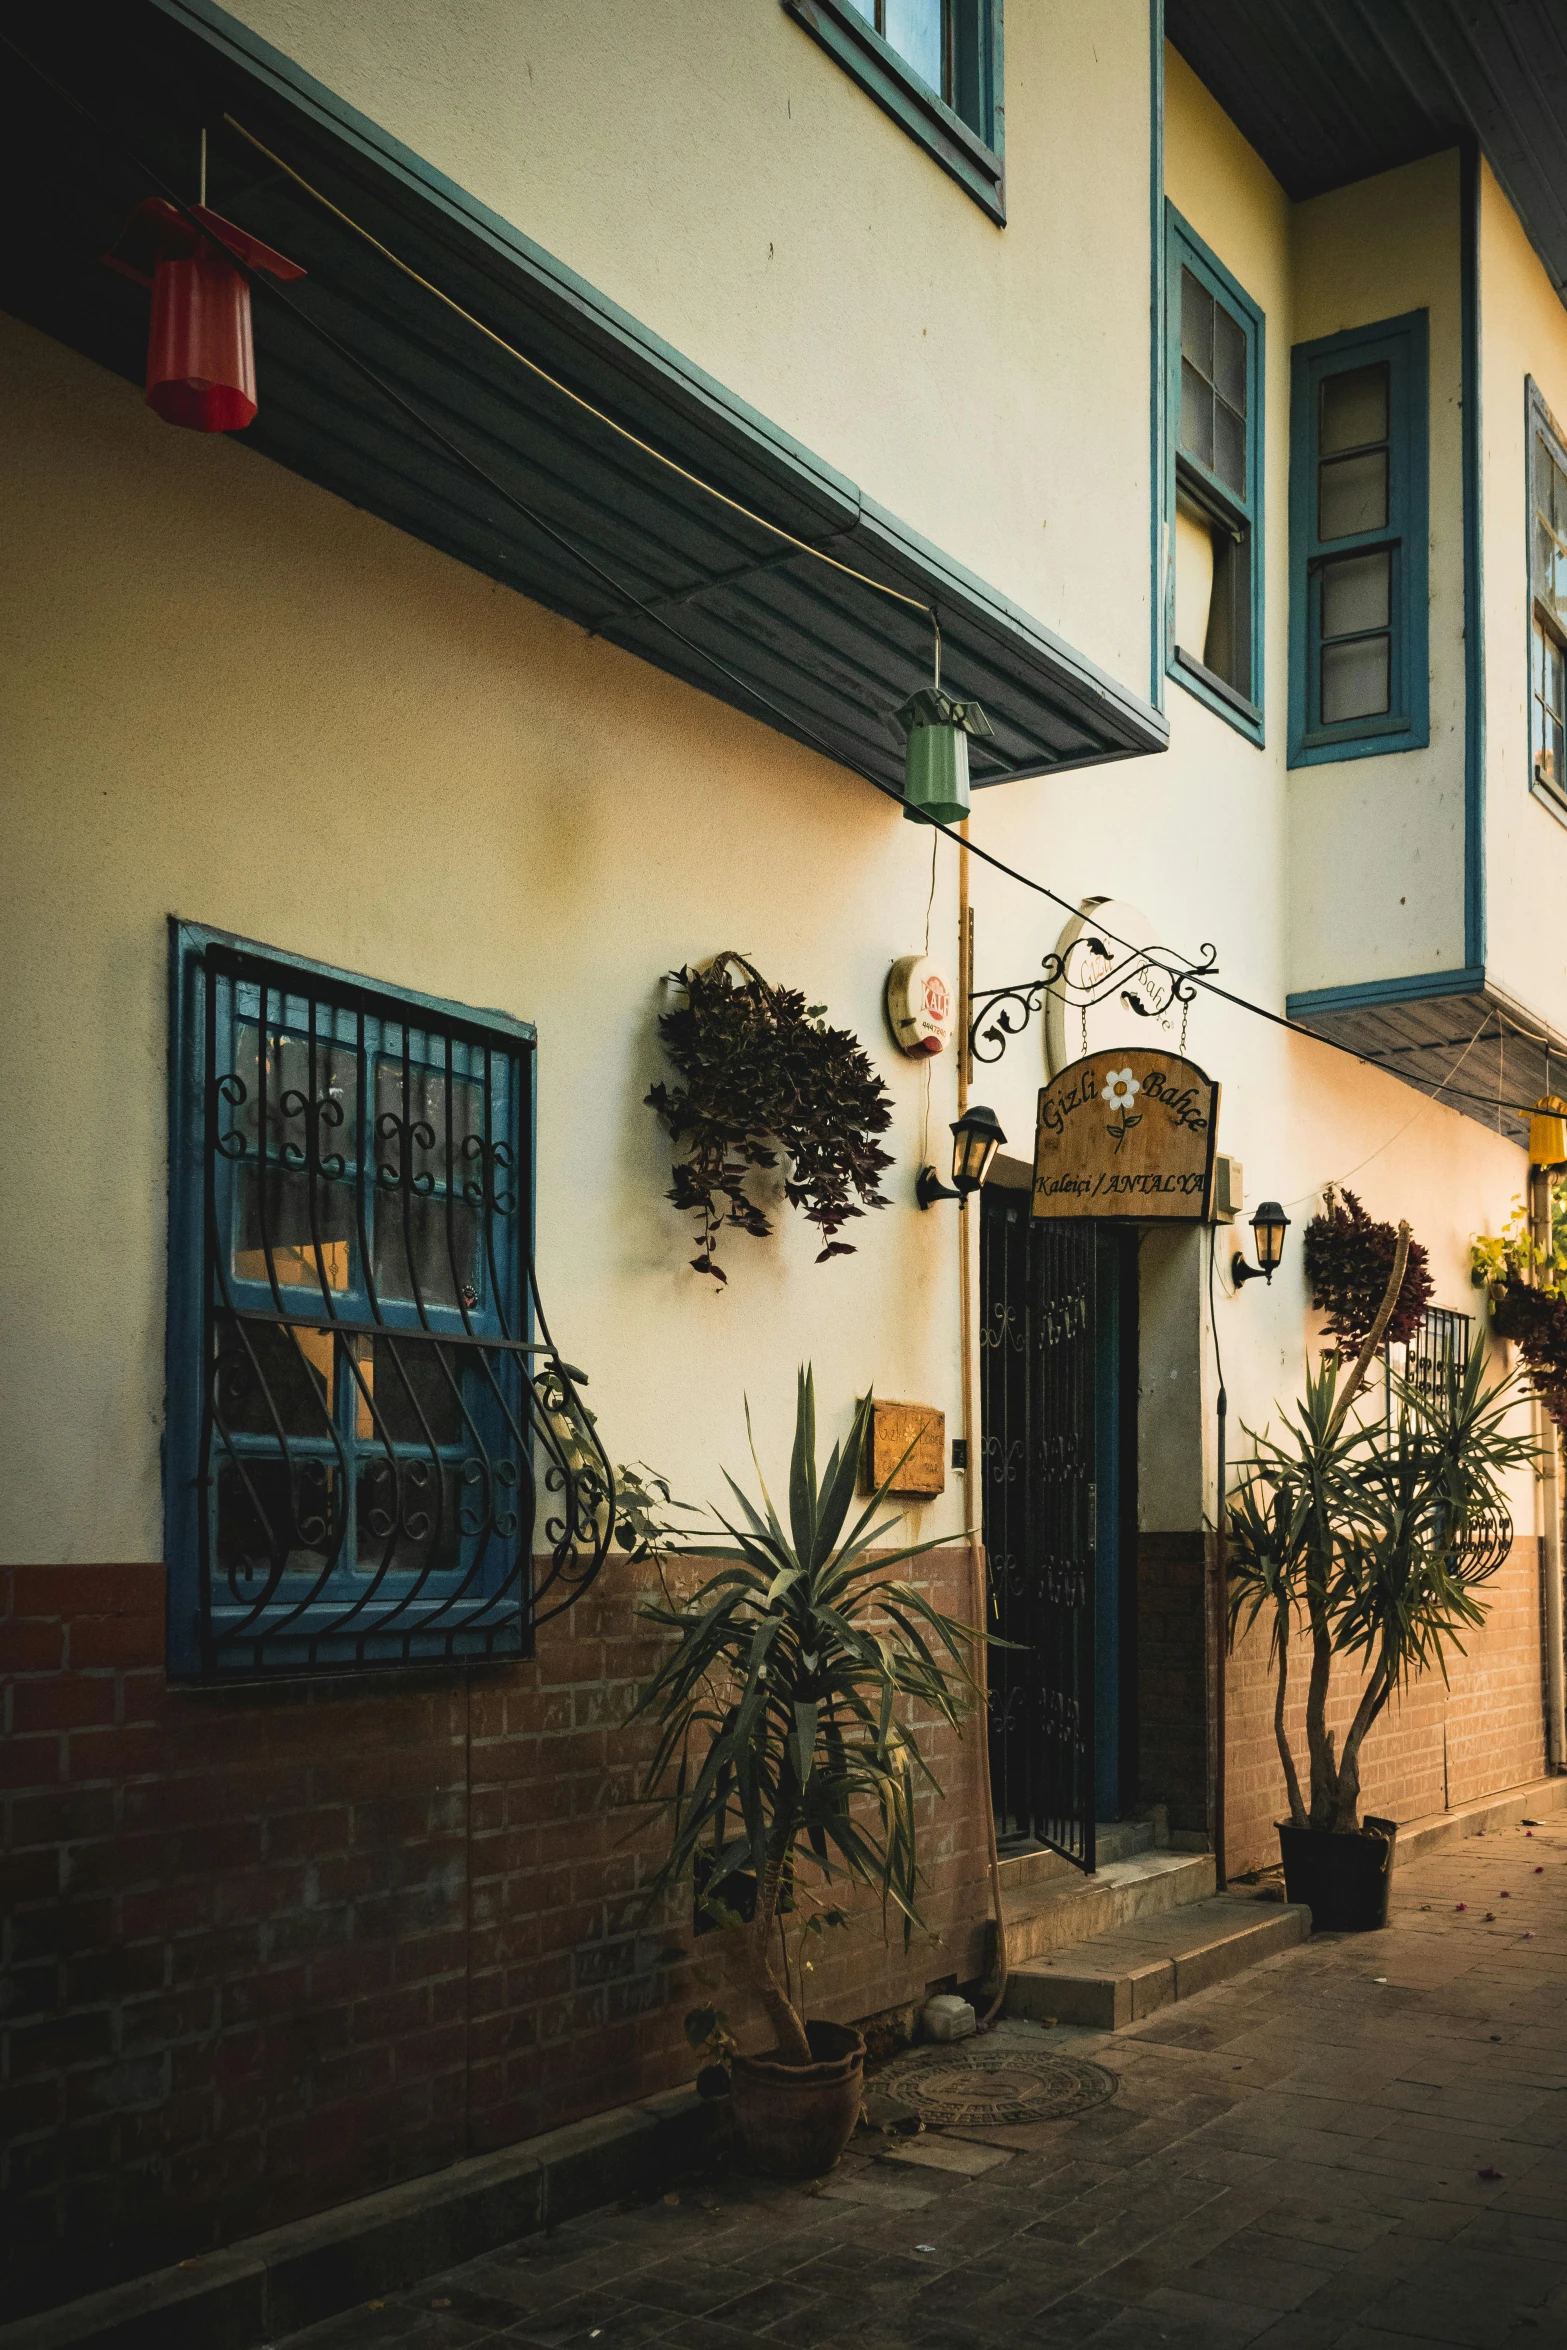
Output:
[729,2019,866,2178]
[1277,1816,1398,1931]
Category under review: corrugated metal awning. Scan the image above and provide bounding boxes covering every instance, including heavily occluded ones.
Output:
[0,0,1166,795]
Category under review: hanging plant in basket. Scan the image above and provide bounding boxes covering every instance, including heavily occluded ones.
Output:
[646,952,894,1284]
[1303,1185,1432,1352]
[1472,1202,1567,1426]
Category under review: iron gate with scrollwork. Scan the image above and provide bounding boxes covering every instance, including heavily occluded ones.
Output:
[981,1192,1097,1872]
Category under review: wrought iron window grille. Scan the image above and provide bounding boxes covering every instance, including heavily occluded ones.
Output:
[167,927,618,1682]
[1386,1307,1512,1576]
[969,933,1218,1067]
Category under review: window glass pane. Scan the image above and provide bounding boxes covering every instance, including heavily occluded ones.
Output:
[371,1055,486,1309]
[363,1333,466,1449]
[1319,449,1389,539]
[1321,363,1388,455]
[217,1457,337,1579]
[1213,399,1245,497]
[1550,445,1567,538]
[1180,359,1213,469]
[230,1022,357,1290]
[1173,497,1215,661]
[1213,304,1247,416]
[374,1192,481,1310]
[216,1320,334,1439]
[1180,269,1213,375]
[1321,634,1390,723]
[883,0,942,91]
[355,1459,462,1574]
[1322,550,1391,640]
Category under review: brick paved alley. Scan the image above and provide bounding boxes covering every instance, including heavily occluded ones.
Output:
[276,1818,1567,2350]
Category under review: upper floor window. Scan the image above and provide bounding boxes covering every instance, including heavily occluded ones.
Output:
[1288,312,1429,768]
[782,0,1004,222]
[1529,380,1567,811]
[1166,210,1265,742]
[165,922,613,1682]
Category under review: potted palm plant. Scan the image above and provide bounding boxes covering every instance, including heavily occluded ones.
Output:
[1226,1229,1535,1928]
[630,1368,979,2177]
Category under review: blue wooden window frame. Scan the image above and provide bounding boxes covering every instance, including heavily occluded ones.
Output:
[1527,376,1567,823]
[165,919,543,1683]
[1165,208,1266,744]
[1288,312,1429,768]
[782,0,1005,223]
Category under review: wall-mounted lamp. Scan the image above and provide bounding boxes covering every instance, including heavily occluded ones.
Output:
[1232,1199,1291,1287]
[917,1104,1007,1209]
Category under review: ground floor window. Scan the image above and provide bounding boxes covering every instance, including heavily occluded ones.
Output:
[164,921,597,1682]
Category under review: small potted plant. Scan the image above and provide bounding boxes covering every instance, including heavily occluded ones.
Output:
[1226,1228,1533,1929]
[630,1368,978,2176]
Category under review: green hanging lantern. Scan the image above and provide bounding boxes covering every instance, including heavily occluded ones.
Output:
[889,686,994,826]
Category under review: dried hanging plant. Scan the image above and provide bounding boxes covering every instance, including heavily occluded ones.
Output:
[645,952,894,1284]
[1303,1185,1433,1354]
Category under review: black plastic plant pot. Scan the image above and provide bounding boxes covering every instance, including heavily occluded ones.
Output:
[1277,1817,1399,1931]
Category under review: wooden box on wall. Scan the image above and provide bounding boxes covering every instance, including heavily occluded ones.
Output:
[862,1400,946,1497]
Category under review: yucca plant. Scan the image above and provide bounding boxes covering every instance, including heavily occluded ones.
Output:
[629,1368,980,2065]
[1228,1318,1533,1834]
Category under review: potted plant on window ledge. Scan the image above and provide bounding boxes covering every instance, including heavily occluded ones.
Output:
[630,1369,979,2177]
[1226,1226,1534,1930]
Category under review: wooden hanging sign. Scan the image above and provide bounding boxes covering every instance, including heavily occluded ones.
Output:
[1033,1050,1219,1220]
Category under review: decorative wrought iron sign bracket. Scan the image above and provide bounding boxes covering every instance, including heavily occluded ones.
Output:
[970,935,1219,1066]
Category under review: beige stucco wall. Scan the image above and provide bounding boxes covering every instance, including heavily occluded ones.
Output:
[0,17,1546,1805]
[216,0,1156,703]
[0,311,971,1564]
[1286,150,1468,994]
[1478,156,1567,1038]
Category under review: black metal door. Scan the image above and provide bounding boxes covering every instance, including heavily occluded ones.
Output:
[981,1193,1096,1873]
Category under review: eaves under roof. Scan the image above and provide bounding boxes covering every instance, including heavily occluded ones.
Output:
[1167,0,1567,300]
[0,0,1166,798]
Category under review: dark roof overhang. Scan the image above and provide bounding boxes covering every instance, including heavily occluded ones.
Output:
[1168,0,1567,302]
[0,0,1167,796]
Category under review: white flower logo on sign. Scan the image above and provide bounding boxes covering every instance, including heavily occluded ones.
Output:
[1100,1067,1142,1151]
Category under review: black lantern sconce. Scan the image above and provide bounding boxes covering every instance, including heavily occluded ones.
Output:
[917,1104,1007,1209]
[1232,1199,1291,1287]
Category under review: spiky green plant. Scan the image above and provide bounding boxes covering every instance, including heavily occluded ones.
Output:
[1227,1330,1534,1833]
[629,1368,980,2065]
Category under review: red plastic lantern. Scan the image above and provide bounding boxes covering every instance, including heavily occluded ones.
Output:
[102,199,305,434]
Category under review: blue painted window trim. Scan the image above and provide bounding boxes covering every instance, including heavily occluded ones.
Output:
[1164,207,1266,745]
[164,918,537,1683]
[781,0,1005,223]
[1287,311,1429,769]
[1525,375,1567,830]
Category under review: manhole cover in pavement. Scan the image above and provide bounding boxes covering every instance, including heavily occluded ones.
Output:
[873,2046,1118,2127]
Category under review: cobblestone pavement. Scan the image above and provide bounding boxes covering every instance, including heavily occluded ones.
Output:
[279,1820,1567,2350]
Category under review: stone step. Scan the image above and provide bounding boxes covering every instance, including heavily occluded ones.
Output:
[1005,1892,1311,2030]
[1002,1848,1215,1965]
[997,1814,1162,1896]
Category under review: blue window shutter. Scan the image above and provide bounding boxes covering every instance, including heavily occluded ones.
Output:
[1288,311,1430,767]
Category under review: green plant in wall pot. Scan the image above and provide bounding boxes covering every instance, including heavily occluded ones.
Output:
[645,953,894,1285]
[1226,1226,1535,1931]
[630,1368,978,2177]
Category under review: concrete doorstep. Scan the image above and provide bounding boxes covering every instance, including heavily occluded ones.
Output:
[0,2089,718,2350]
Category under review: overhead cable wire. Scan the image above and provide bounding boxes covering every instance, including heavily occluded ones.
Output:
[6,32,1557,1127]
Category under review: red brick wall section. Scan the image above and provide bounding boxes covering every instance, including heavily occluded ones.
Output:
[0,1550,991,2320]
[1224,1535,1548,1876]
